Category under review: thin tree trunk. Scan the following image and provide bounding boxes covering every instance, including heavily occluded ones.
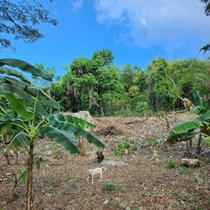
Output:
[196,134,202,159]
[26,142,34,210]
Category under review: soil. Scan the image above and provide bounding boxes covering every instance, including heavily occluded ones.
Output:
[1,112,210,210]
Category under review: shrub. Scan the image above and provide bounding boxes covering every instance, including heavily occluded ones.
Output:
[102,183,117,191]
[115,140,132,156]
[167,160,177,169]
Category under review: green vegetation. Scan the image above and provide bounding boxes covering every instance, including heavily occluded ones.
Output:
[49,52,210,116]
[180,166,191,174]
[0,58,104,210]
[115,140,132,156]
[167,160,177,169]
[102,182,117,191]
[166,90,210,158]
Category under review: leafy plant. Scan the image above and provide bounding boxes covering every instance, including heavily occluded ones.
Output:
[102,183,117,191]
[166,90,210,158]
[167,160,177,169]
[0,58,104,210]
[8,169,28,197]
[201,138,210,147]
[115,140,132,156]
[180,166,191,174]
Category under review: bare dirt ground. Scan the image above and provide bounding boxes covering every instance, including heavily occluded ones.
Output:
[1,112,210,210]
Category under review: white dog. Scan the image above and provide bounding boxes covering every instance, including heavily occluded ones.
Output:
[87,167,107,184]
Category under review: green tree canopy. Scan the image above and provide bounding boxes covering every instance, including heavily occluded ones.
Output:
[0,0,58,50]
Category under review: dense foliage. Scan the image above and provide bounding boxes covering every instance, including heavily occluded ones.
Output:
[50,50,210,116]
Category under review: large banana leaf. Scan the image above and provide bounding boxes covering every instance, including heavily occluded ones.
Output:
[39,126,79,154]
[167,121,199,145]
[171,120,201,133]
[0,58,52,81]
[200,110,210,122]
[0,123,12,136]
[0,67,32,84]
[193,89,203,106]
[11,132,31,148]
[4,93,33,119]
[0,77,60,110]
[0,117,25,136]
[56,114,96,129]
[167,130,197,144]
[0,82,49,116]
[190,106,206,115]
[47,114,104,148]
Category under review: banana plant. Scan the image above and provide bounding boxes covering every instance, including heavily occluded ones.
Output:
[166,90,210,158]
[0,58,104,210]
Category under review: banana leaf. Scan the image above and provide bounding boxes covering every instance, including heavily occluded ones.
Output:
[0,67,32,84]
[0,58,52,81]
[47,114,104,148]
[39,126,79,154]
[11,131,31,148]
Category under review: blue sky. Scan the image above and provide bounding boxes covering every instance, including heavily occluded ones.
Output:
[1,0,210,77]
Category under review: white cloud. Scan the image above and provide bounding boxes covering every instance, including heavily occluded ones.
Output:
[72,0,84,12]
[94,0,210,53]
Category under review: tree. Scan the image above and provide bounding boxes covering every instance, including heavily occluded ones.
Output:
[146,57,179,111]
[0,0,58,50]
[92,49,114,67]
[168,58,210,105]
[34,63,55,88]
[51,50,126,116]
[120,64,136,92]
[200,0,210,52]
[0,58,104,210]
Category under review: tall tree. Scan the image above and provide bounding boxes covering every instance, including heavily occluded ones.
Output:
[120,64,136,92]
[0,0,58,50]
[146,57,179,111]
[92,49,114,67]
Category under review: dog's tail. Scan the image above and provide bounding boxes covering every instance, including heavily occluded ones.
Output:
[102,167,107,172]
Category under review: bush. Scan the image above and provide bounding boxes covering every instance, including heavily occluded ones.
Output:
[167,160,177,169]
[115,140,132,156]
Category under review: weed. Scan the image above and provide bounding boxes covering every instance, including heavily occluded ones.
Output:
[180,166,191,174]
[38,198,46,208]
[172,191,180,196]
[204,199,210,206]
[201,139,210,147]
[8,169,28,198]
[194,204,204,210]
[128,203,140,210]
[167,160,177,169]
[115,140,132,156]
[102,183,117,191]
[131,145,139,151]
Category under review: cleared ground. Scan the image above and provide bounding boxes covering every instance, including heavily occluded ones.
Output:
[1,112,210,210]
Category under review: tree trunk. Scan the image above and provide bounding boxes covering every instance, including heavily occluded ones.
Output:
[196,134,202,159]
[26,142,34,210]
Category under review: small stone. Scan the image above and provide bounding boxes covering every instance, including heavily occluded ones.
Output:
[103,199,109,205]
